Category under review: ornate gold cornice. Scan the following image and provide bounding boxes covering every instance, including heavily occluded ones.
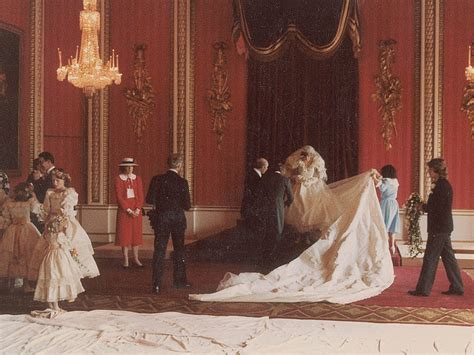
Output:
[29,0,44,165]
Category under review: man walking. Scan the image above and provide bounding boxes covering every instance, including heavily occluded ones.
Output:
[409,158,464,297]
[146,154,192,294]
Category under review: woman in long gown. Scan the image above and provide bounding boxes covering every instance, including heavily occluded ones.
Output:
[33,169,99,316]
[282,145,342,235]
[0,183,47,292]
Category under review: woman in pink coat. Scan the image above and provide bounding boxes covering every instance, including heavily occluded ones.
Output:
[115,158,144,268]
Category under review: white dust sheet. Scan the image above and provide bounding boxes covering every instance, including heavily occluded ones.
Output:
[0,310,472,354]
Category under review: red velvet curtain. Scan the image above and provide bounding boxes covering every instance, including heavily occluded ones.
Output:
[246,37,358,182]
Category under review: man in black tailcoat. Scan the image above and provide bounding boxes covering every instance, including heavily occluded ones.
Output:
[409,158,464,297]
[36,151,56,203]
[146,153,191,294]
[258,163,294,270]
[240,157,268,227]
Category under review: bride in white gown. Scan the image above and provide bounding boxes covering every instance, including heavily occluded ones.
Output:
[190,149,394,304]
[282,145,342,235]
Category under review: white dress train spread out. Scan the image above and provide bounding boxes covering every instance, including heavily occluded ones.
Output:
[190,171,394,304]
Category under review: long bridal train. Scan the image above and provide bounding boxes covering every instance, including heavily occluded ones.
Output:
[190,171,395,304]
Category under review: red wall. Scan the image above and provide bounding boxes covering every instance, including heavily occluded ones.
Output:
[193,0,247,206]
[3,1,473,210]
[43,0,86,201]
[358,0,415,205]
[443,1,474,209]
[108,0,172,202]
[0,0,30,187]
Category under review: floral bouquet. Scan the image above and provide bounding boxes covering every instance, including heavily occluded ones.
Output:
[69,248,88,272]
[46,215,68,234]
[404,192,423,257]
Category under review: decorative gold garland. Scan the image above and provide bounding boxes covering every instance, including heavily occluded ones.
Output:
[124,44,155,143]
[372,39,402,150]
[207,42,232,147]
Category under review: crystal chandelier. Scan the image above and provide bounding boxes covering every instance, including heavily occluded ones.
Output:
[57,0,121,97]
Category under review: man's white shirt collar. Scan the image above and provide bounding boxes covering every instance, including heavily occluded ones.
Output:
[253,168,262,178]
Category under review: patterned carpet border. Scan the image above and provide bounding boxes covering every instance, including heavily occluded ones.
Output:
[1,293,473,327]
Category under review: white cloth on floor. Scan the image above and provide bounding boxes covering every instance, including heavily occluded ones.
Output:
[0,310,471,354]
[190,171,394,304]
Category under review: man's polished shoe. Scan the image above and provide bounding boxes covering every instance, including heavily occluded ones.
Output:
[407,290,429,296]
[151,286,160,294]
[441,289,464,296]
[173,281,192,289]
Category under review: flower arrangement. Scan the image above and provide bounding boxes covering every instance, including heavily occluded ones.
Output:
[404,192,423,257]
[70,248,90,274]
[46,215,68,234]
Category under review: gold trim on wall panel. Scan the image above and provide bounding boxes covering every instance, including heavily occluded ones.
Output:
[87,0,110,204]
[185,0,195,204]
[435,0,444,159]
[29,0,44,164]
[412,0,421,194]
[419,0,444,199]
[172,0,194,203]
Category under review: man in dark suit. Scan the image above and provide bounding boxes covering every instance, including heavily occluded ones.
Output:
[258,163,294,270]
[146,153,192,294]
[240,158,268,236]
[36,151,56,203]
[409,158,464,297]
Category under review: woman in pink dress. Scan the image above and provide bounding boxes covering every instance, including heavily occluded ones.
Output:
[114,158,144,268]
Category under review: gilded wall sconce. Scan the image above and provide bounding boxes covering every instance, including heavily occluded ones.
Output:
[207,41,232,147]
[461,43,474,139]
[372,39,402,150]
[124,44,155,143]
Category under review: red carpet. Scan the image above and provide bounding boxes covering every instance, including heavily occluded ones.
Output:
[356,266,474,309]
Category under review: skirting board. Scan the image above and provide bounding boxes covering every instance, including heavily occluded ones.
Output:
[76,205,474,245]
[76,205,241,243]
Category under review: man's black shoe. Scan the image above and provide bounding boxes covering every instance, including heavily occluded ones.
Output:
[441,289,464,296]
[151,286,160,294]
[407,290,429,296]
[173,282,192,289]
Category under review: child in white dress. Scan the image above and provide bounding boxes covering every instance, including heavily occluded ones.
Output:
[33,169,96,316]
[0,183,46,292]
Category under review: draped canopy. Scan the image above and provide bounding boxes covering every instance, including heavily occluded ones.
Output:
[232,0,361,61]
[233,0,361,181]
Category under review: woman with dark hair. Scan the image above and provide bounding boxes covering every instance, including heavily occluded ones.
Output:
[409,158,464,297]
[114,158,144,268]
[373,164,401,255]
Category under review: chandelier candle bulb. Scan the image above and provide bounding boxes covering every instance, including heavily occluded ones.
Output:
[469,45,471,67]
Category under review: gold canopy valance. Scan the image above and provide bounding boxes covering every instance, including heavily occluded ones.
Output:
[232,0,361,61]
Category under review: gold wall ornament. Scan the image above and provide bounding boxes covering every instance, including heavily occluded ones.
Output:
[461,43,474,139]
[207,41,232,147]
[56,0,121,97]
[124,44,155,143]
[372,39,402,150]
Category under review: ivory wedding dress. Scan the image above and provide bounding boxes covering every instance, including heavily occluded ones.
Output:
[190,169,394,304]
[282,146,342,233]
